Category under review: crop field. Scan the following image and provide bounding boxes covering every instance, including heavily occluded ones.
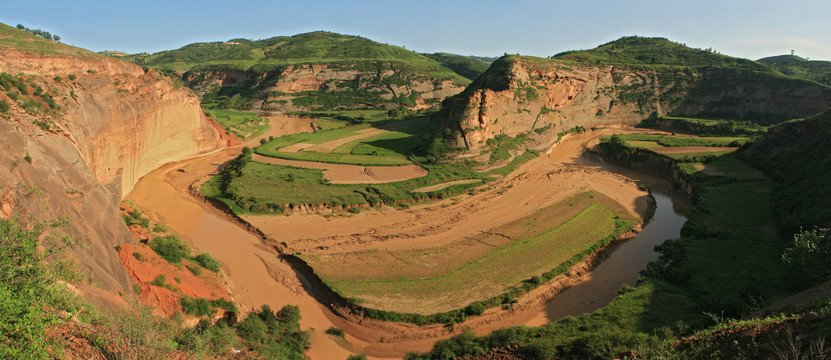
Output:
[205,108,269,139]
[255,117,434,166]
[201,157,493,213]
[305,192,634,314]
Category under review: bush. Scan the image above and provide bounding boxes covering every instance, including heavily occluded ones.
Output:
[325,326,345,338]
[347,355,367,360]
[67,74,76,81]
[0,218,64,359]
[181,297,214,317]
[0,100,8,113]
[149,235,190,264]
[194,253,221,272]
[186,263,203,276]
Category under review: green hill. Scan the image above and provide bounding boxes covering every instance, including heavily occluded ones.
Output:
[758,55,831,86]
[125,31,471,117]
[553,36,770,70]
[423,52,494,80]
[744,109,831,233]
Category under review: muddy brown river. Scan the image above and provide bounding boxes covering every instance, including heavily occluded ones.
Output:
[128,130,688,359]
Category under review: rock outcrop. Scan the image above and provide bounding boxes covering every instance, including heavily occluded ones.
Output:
[444,56,831,149]
[0,33,224,297]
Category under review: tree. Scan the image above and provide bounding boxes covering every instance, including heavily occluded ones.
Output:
[782,227,831,285]
[53,35,61,42]
[16,24,24,30]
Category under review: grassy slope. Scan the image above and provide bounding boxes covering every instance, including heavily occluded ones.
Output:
[0,22,99,57]
[743,109,831,235]
[758,54,831,86]
[552,36,769,70]
[423,52,493,80]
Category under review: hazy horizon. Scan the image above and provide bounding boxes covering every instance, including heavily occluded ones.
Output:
[3,0,831,61]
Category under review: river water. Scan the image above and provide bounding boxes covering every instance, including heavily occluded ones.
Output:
[128,130,689,359]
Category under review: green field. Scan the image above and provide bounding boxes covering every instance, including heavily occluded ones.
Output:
[325,204,623,311]
[255,118,435,166]
[204,108,269,139]
[201,156,493,214]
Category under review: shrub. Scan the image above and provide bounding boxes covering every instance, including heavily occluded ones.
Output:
[67,74,76,81]
[209,298,237,312]
[181,297,214,317]
[194,253,221,272]
[149,275,167,287]
[347,355,367,360]
[149,235,190,264]
[348,207,361,214]
[133,252,144,261]
[0,100,8,113]
[186,263,203,276]
[23,154,32,163]
[325,326,345,338]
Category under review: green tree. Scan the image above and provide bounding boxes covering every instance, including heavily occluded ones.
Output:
[782,227,831,285]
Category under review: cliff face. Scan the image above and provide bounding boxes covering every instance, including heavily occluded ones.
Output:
[445,56,831,149]
[0,46,224,297]
[183,62,467,112]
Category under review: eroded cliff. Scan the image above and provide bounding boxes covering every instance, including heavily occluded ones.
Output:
[0,26,224,298]
[444,55,831,149]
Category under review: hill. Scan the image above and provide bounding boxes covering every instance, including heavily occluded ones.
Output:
[758,54,831,86]
[125,31,471,117]
[744,109,831,233]
[423,52,494,80]
[553,35,769,70]
[441,36,831,150]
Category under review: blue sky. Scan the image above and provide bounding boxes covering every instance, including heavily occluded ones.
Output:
[3,0,831,61]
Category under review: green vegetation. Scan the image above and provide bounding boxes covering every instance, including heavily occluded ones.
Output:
[0,22,92,57]
[0,215,310,359]
[639,115,768,137]
[743,110,831,235]
[193,253,222,273]
[409,130,805,359]
[204,108,268,139]
[15,24,60,42]
[256,118,435,166]
[203,156,489,213]
[336,205,636,322]
[127,31,469,117]
[324,326,345,338]
[149,234,190,264]
[553,36,769,70]
[423,53,494,80]
[758,54,831,86]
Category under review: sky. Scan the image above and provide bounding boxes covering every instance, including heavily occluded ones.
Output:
[3,0,831,61]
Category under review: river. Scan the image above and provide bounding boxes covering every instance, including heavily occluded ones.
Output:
[127,130,689,359]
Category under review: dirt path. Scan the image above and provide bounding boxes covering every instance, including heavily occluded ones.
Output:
[251,154,428,184]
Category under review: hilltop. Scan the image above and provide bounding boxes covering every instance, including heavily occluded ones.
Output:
[758,54,831,86]
[553,35,769,69]
[124,31,471,117]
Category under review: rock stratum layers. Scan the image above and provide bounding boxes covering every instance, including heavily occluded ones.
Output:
[0,39,224,297]
[444,56,831,149]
